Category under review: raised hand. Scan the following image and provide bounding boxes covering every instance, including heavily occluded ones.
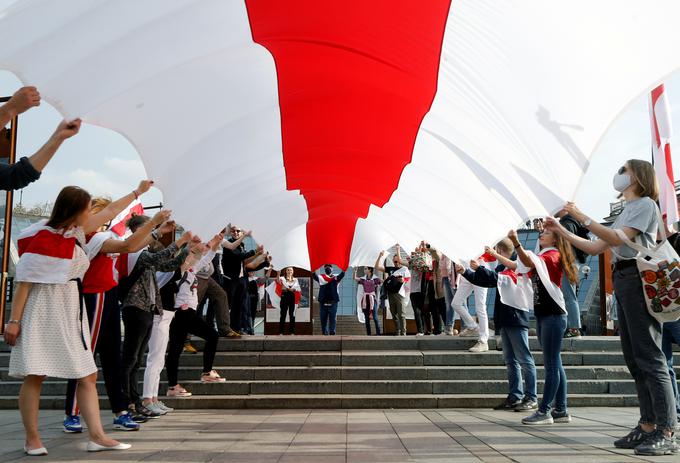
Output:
[7,86,40,115]
[151,210,172,226]
[563,202,587,223]
[469,259,480,271]
[158,220,176,235]
[136,180,155,195]
[52,119,82,141]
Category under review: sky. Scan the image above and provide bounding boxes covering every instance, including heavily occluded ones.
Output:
[1,68,680,224]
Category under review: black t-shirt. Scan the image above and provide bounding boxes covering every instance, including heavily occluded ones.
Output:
[532,275,564,317]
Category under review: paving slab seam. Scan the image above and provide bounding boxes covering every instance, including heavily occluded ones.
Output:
[427,410,514,463]
[467,410,653,462]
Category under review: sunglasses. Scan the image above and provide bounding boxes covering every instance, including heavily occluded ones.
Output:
[231,229,242,233]
[618,166,627,175]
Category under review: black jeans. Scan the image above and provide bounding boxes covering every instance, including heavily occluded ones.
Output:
[198,276,230,334]
[166,308,219,386]
[279,292,296,334]
[248,293,259,335]
[613,265,677,430]
[410,292,425,334]
[65,289,127,415]
[121,306,154,406]
[224,277,247,332]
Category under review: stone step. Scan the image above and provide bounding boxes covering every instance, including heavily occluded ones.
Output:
[0,393,641,410]
[2,365,656,382]
[2,350,678,368]
[0,379,659,397]
[186,336,634,353]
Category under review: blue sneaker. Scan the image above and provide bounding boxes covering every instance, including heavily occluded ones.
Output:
[113,411,141,431]
[63,415,83,433]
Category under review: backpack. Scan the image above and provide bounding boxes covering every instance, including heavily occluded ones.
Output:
[560,215,589,264]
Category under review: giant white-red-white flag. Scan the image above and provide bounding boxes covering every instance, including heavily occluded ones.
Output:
[2,1,680,270]
[650,84,679,230]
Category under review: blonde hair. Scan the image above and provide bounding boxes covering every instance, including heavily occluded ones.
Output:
[626,159,659,201]
[91,197,112,215]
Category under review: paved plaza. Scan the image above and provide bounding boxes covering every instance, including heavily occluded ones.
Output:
[0,408,676,462]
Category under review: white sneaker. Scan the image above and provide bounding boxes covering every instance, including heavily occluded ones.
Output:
[468,341,489,352]
[416,332,425,336]
[146,402,167,415]
[201,369,226,383]
[459,327,479,337]
[156,401,174,413]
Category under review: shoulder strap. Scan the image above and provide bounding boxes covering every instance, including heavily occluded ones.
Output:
[611,203,665,258]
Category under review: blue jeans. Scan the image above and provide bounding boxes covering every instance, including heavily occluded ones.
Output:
[537,314,568,414]
[443,277,455,328]
[320,302,338,335]
[561,273,580,330]
[363,298,381,335]
[662,320,680,416]
[239,277,253,334]
[501,326,537,402]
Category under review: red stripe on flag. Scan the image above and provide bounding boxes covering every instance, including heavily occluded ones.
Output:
[245,0,452,269]
[17,230,76,259]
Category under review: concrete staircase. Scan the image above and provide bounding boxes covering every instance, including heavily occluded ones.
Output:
[0,336,677,409]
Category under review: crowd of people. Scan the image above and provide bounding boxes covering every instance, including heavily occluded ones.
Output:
[1,87,679,457]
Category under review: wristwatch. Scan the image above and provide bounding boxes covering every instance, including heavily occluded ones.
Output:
[583,218,592,227]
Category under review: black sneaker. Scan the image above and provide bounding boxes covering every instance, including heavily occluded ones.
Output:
[634,430,679,456]
[614,425,654,449]
[493,398,521,411]
[130,412,149,423]
[514,399,538,412]
[551,409,571,423]
[134,403,162,420]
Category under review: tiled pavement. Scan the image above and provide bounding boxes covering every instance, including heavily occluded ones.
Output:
[0,408,676,462]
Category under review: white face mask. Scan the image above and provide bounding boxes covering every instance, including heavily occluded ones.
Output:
[613,172,632,192]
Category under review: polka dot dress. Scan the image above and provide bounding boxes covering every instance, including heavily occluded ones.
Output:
[9,232,97,379]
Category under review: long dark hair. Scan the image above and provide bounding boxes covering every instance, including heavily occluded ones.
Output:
[46,186,91,230]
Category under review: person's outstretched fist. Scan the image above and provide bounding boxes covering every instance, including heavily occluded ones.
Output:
[52,119,82,141]
[8,86,40,116]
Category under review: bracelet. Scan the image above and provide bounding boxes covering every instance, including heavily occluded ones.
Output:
[151,231,159,241]
[133,190,140,199]
[513,243,522,249]
[7,320,20,325]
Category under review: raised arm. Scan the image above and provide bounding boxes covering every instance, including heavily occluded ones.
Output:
[485,246,517,270]
[508,230,533,268]
[84,180,154,234]
[27,119,82,174]
[374,251,386,273]
[100,211,171,254]
[222,229,251,251]
[394,245,403,267]
[544,216,609,256]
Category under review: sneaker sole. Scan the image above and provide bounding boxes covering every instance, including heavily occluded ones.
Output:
[522,419,554,425]
[553,417,572,423]
[113,425,140,431]
[634,449,679,456]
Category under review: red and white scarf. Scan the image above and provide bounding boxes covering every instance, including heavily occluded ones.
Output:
[497,248,565,313]
[16,220,86,284]
[266,277,301,310]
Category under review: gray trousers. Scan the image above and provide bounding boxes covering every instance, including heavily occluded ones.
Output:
[388,292,407,335]
[613,265,677,430]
